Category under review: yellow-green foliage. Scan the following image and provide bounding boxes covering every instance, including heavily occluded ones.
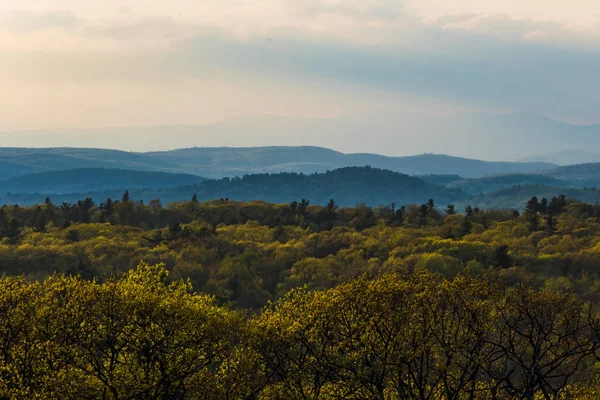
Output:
[1,198,600,308]
[0,262,244,399]
[1,263,599,399]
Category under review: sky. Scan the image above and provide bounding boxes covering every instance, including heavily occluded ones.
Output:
[0,0,599,133]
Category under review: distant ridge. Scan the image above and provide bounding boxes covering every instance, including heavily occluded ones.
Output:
[0,166,469,207]
[0,111,598,158]
[0,168,205,194]
[542,163,600,181]
[519,150,600,165]
[0,146,556,180]
[3,163,600,209]
[466,184,600,210]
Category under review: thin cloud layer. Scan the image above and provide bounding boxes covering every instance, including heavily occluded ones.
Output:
[0,0,599,130]
[0,10,79,33]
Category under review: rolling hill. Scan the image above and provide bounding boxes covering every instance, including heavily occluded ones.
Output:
[3,165,600,210]
[520,150,600,165]
[464,185,600,210]
[448,174,569,195]
[541,163,600,183]
[418,164,600,197]
[442,164,600,196]
[0,147,179,180]
[144,148,556,178]
[0,146,556,180]
[0,168,206,194]
[0,166,470,207]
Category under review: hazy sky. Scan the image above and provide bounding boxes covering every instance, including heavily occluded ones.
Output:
[1,0,599,131]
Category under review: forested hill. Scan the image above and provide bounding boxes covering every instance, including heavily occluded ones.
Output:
[0,146,555,180]
[0,168,205,194]
[449,174,569,195]
[144,147,556,178]
[468,185,600,210]
[542,162,600,181]
[0,166,469,207]
[0,147,178,180]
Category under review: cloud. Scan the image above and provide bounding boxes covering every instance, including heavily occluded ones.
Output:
[172,31,600,114]
[424,12,600,51]
[79,16,196,40]
[288,0,406,22]
[2,3,599,51]
[429,13,558,38]
[0,2,599,124]
[0,10,79,33]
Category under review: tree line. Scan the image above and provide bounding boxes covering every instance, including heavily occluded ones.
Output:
[1,192,571,236]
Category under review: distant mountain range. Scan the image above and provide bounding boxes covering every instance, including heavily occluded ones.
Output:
[0,146,555,181]
[2,146,600,209]
[1,111,598,161]
[519,150,600,166]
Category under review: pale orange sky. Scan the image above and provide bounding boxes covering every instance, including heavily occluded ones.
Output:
[0,0,599,131]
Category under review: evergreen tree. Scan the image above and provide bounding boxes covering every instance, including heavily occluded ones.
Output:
[549,195,567,215]
[464,206,474,218]
[545,214,557,233]
[394,205,405,226]
[6,218,19,240]
[540,197,548,213]
[525,196,540,214]
[419,204,429,226]
[460,216,472,236]
[527,212,540,232]
[491,244,511,268]
[297,199,310,218]
[325,199,339,216]
[426,199,435,212]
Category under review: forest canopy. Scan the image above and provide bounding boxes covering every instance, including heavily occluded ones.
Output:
[1,193,600,398]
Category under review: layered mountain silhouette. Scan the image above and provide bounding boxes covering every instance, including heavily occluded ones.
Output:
[0,146,554,181]
[1,143,600,209]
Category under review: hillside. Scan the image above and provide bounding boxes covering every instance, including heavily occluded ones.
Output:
[4,165,600,210]
[0,166,469,207]
[0,146,556,180]
[0,168,205,194]
[542,163,600,183]
[416,174,464,186]
[465,185,600,209]
[417,164,600,199]
[448,174,569,195]
[0,147,178,180]
[146,148,554,178]
[520,149,600,165]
